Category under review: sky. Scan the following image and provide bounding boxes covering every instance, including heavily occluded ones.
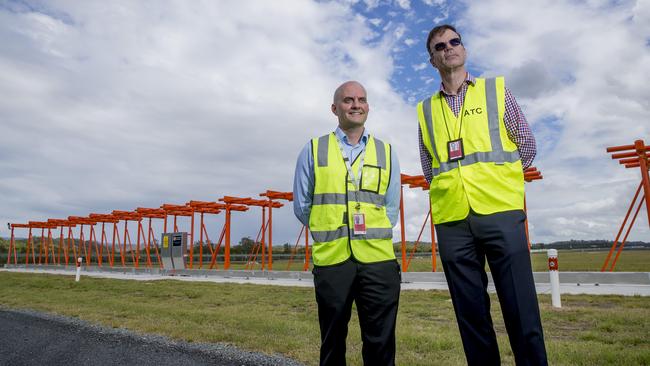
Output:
[1,0,649,247]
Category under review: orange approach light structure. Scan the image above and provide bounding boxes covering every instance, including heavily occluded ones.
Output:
[66,216,99,266]
[47,218,75,266]
[28,221,58,265]
[601,139,650,272]
[186,201,224,269]
[212,197,249,270]
[134,208,167,268]
[7,223,30,265]
[87,214,120,267]
[261,191,310,272]
[110,210,142,267]
[259,190,293,271]
[234,197,283,271]
[399,174,436,272]
[53,219,78,266]
[524,167,543,249]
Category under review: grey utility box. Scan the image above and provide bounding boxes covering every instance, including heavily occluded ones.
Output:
[160,232,188,270]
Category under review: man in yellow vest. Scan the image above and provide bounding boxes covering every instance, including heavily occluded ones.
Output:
[293,81,401,366]
[417,25,548,365]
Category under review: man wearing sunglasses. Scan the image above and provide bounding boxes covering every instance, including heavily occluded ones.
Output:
[417,25,548,365]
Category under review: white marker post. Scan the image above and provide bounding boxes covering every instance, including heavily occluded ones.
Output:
[547,249,561,308]
[75,257,83,282]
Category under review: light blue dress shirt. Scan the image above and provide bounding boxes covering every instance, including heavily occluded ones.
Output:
[293,127,401,228]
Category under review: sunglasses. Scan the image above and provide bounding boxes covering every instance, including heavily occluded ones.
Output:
[432,38,462,52]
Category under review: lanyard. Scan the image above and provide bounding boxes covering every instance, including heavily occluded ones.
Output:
[335,134,365,210]
[440,88,468,141]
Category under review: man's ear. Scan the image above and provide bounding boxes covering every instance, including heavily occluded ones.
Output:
[331,104,337,116]
[429,56,438,69]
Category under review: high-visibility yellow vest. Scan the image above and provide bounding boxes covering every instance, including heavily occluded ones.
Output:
[417,77,525,224]
[309,133,395,266]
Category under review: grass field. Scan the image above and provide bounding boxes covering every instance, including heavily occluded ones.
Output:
[399,250,650,273]
[0,271,648,365]
[233,249,650,273]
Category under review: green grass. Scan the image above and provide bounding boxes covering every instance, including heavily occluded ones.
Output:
[7,247,649,273]
[0,272,648,365]
[398,250,650,272]
[200,249,650,272]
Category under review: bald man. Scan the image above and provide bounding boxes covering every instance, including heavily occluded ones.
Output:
[293,81,402,366]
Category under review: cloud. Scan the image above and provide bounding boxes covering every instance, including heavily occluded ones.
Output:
[421,0,446,6]
[0,1,416,243]
[363,0,381,10]
[412,62,428,71]
[393,23,407,39]
[368,17,383,26]
[395,0,411,10]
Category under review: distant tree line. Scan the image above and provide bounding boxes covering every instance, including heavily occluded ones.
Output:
[530,240,650,250]
[0,236,300,256]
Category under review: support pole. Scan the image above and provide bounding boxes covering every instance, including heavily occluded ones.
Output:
[304,226,310,272]
[225,207,231,270]
[601,182,642,271]
[27,227,34,265]
[430,204,437,272]
[261,206,266,270]
[635,140,650,226]
[609,195,644,271]
[399,185,406,269]
[268,204,273,271]
[189,211,195,269]
[8,226,16,265]
[199,213,204,269]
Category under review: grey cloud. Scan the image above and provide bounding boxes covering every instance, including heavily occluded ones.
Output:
[0,1,417,245]
[505,60,562,99]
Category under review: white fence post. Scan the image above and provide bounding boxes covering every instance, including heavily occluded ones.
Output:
[75,257,83,282]
[547,249,561,308]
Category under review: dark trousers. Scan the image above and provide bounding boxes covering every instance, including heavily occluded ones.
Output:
[313,258,401,366]
[436,210,547,366]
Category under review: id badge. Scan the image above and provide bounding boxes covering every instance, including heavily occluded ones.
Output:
[353,213,366,235]
[447,138,465,162]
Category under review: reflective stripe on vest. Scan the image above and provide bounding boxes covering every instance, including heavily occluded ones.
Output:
[311,227,393,243]
[313,191,386,206]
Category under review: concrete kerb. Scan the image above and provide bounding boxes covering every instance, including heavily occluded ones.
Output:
[4,265,650,296]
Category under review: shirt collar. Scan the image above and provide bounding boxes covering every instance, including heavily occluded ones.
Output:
[335,127,369,147]
[438,72,476,95]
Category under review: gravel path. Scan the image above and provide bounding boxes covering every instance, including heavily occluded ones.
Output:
[0,308,305,366]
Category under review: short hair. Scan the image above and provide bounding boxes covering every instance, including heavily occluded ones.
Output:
[333,81,366,103]
[426,24,461,55]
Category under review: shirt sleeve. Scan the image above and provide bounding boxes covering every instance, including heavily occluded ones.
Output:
[385,146,401,227]
[503,87,537,170]
[292,142,314,227]
[418,125,433,183]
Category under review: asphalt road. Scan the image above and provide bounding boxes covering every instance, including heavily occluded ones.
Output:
[0,308,304,366]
